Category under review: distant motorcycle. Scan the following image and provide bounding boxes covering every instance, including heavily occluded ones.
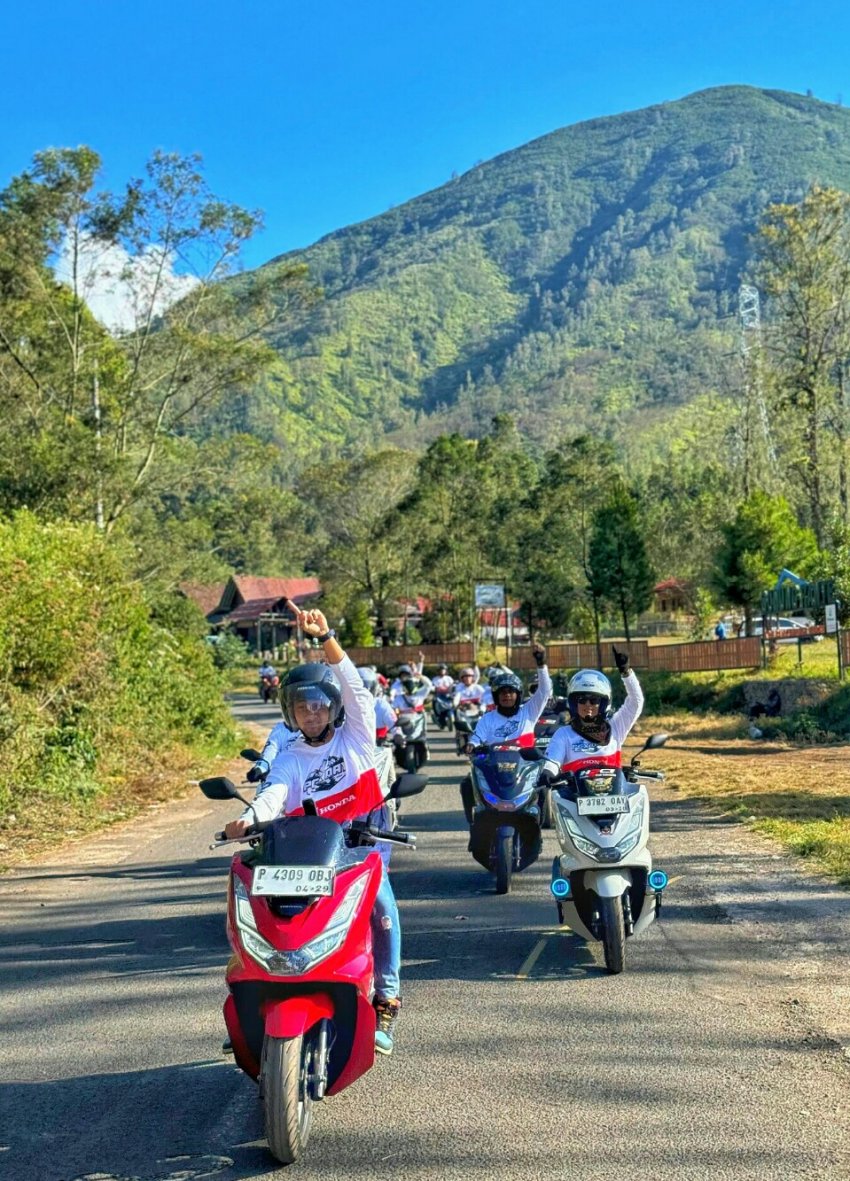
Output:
[392,705,429,773]
[453,698,484,756]
[431,689,455,731]
[259,673,280,704]
[466,742,544,894]
[533,711,563,829]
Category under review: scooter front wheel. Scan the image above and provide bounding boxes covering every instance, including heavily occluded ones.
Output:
[600,896,626,974]
[495,831,513,895]
[261,1032,313,1165]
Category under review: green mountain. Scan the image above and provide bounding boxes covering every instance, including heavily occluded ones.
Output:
[229,86,850,465]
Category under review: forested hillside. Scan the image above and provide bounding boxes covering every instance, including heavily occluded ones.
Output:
[222,86,850,467]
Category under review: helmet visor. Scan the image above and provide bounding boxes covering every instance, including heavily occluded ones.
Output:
[288,684,334,713]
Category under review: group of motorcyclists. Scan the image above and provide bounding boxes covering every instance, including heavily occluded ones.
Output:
[229,603,645,1059]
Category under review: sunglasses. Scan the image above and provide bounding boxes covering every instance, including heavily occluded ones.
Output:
[575,694,602,705]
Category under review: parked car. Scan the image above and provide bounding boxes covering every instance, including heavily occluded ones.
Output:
[738,616,824,643]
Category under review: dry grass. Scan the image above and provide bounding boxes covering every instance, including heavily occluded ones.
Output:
[637,712,850,886]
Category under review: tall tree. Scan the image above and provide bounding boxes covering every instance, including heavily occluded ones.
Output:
[713,491,819,632]
[587,483,655,644]
[756,185,850,543]
[0,147,312,532]
[298,449,419,641]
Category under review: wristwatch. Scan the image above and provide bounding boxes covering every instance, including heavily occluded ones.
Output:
[315,628,336,643]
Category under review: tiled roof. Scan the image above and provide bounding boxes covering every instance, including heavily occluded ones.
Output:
[224,596,292,624]
[179,582,227,617]
[232,576,321,603]
[216,575,322,615]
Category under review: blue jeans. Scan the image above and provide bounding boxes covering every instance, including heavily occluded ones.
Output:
[371,862,400,1000]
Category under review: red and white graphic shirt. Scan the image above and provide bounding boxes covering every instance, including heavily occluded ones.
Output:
[542,672,644,774]
[245,656,383,825]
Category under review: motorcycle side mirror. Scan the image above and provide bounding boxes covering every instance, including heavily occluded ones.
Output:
[240,748,263,762]
[390,773,428,799]
[630,733,669,765]
[520,748,543,761]
[198,776,252,806]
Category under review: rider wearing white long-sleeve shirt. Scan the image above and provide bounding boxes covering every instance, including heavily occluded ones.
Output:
[541,647,643,778]
[225,611,404,1056]
[469,659,552,749]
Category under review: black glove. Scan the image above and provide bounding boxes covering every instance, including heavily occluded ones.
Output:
[532,642,546,668]
[246,761,268,784]
[612,646,630,676]
[538,768,554,789]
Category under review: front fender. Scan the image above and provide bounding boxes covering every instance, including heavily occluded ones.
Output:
[262,991,335,1040]
[583,870,632,898]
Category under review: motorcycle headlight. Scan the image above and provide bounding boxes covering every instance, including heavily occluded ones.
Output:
[480,785,535,811]
[232,870,369,976]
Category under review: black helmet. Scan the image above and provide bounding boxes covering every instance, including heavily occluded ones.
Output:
[489,670,523,715]
[280,663,343,736]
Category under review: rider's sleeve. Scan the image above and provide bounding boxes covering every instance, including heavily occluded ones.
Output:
[241,779,287,824]
[524,665,553,723]
[416,674,433,702]
[261,721,289,764]
[611,671,644,748]
[542,727,566,776]
[335,654,377,755]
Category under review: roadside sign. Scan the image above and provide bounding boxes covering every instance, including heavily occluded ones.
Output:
[474,583,505,608]
[825,603,838,635]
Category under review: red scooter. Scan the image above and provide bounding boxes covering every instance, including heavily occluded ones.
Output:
[199,772,423,1165]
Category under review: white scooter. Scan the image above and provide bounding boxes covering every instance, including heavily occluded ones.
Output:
[545,733,669,974]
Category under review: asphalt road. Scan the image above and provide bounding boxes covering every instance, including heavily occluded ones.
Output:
[2,697,849,1181]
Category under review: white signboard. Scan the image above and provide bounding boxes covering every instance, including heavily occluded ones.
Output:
[825,603,838,635]
[475,583,506,609]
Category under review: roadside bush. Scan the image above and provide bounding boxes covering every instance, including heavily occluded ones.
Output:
[0,511,235,820]
[209,629,250,671]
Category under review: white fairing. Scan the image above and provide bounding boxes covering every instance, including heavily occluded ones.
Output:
[553,780,659,940]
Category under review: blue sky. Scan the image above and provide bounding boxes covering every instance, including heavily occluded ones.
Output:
[4,1,850,271]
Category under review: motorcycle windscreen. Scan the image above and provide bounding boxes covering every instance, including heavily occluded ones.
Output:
[471,750,539,801]
[260,814,348,869]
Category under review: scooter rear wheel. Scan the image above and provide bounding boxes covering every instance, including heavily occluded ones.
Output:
[600,896,626,974]
[261,1032,313,1165]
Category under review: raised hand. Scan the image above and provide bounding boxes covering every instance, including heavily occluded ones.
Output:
[612,645,630,675]
[288,601,330,638]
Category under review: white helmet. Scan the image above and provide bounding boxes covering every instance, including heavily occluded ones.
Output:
[567,669,612,718]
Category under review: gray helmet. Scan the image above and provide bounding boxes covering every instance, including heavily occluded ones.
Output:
[489,670,523,714]
[357,666,379,696]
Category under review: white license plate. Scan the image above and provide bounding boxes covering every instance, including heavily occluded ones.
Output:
[577,795,630,815]
[251,865,335,897]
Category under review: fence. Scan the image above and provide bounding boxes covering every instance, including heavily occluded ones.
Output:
[344,637,762,673]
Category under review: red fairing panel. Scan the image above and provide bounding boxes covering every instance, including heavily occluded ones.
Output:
[560,752,622,772]
[263,991,335,1039]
